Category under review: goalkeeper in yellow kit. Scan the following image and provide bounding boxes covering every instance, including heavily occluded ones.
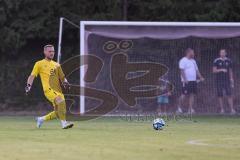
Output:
[25,44,74,129]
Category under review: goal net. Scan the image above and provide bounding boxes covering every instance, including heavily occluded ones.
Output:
[75,21,240,116]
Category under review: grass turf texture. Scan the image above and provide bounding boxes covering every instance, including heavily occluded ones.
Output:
[0,116,239,160]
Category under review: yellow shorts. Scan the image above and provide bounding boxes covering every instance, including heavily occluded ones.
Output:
[44,88,65,107]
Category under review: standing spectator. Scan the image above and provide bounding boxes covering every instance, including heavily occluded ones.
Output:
[177,48,204,114]
[213,49,236,114]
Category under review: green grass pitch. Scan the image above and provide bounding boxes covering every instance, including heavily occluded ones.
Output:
[0,116,239,160]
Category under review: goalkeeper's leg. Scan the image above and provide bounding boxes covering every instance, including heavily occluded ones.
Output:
[36,111,57,128]
[54,96,74,129]
[36,91,73,129]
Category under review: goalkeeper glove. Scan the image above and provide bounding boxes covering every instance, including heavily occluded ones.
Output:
[25,84,31,95]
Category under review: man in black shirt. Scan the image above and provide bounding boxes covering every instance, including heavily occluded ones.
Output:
[213,49,236,114]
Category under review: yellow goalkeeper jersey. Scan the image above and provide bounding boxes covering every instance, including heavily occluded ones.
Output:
[31,59,65,93]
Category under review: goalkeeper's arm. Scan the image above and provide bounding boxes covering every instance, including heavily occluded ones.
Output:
[58,65,70,89]
[25,75,35,95]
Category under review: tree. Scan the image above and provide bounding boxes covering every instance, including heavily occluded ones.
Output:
[0,0,122,56]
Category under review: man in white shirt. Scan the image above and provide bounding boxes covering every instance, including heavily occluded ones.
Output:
[177,48,204,114]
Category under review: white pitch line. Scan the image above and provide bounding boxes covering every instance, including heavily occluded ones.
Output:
[187,139,209,146]
[186,139,240,148]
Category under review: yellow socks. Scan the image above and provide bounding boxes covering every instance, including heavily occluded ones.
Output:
[39,100,67,128]
[55,101,67,121]
[42,111,57,121]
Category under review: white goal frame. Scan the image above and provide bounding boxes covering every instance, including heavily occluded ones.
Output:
[79,21,240,114]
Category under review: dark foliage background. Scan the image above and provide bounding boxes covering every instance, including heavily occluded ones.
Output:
[0,0,240,112]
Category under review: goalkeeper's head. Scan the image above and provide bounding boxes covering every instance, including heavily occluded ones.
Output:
[44,44,55,60]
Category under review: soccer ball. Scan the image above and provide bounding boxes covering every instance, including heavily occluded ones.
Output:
[153,118,165,130]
